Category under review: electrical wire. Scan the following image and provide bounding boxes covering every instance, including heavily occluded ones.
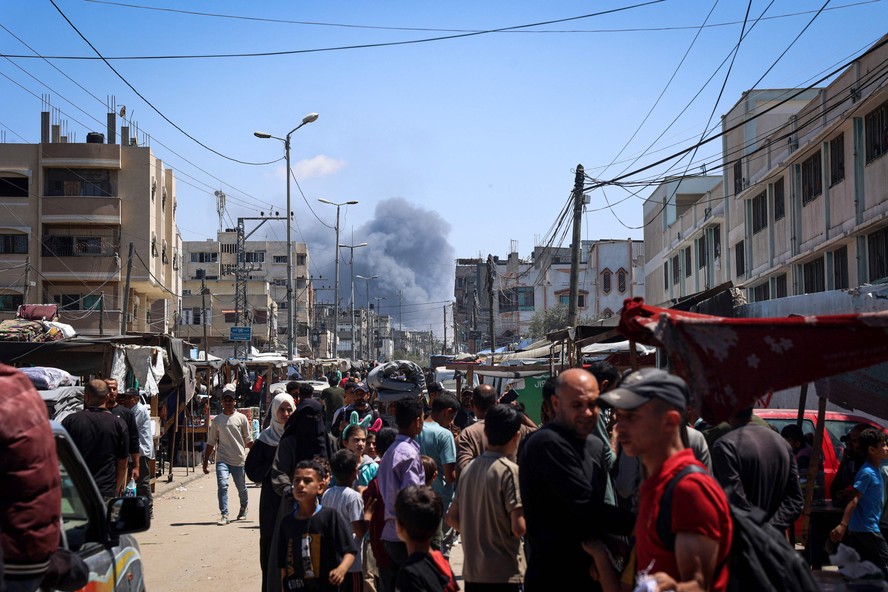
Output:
[35,1,667,62]
[48,0,288,166]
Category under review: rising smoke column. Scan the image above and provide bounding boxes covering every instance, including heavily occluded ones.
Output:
[311,197,455,331]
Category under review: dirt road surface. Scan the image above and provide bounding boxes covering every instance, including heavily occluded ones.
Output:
[138,467,464,591]
[137,468,261,592]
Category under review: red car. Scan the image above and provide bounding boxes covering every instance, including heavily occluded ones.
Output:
[754,409,885,500]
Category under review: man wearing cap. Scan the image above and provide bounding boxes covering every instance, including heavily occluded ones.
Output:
[711,407,803,531]
[427,381,445,404]
[120,388,155,517]
[517,368,632,590]
[203,385,253,525]
[592,368,732,592]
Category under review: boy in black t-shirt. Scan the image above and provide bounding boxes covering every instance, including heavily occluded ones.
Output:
[394,485,457,592]
[278,459,356,591]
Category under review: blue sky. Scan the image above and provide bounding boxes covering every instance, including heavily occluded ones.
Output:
[2,1,886,331]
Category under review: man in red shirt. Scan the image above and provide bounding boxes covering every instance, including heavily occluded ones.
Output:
[592,368,732,592]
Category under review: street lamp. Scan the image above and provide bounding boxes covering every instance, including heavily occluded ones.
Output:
[340,242,367,361]
[373,296,386,361]
[317,198,358,359]
[253,112,319,362]
[356,274,377,360]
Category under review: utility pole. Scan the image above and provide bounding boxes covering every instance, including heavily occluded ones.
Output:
[99,291,104,336]
[232,215,285,359]
[568,164,585,328]
[443,304,447,355]
[121,242,134,335]
[23,257,30,303]
[399,289,403,331]
[200,271,209,360]
[486,254,495,353]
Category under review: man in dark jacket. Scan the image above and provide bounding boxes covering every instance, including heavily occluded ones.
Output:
[711,407,804,530]
[0,363,61,592]
[518,368,633,590]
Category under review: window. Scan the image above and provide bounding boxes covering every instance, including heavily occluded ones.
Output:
[253,310,268,324]
[220,243,236,254]
[663,263,669,290]
[803,259,826,294]
[602,269,612,293]
[775,274,788,298]
[751,191,768,234]
[868,225,888,283]
[801,151,822,205]
[557,293,587,307]
[190,252,218,263]
[273,255,288,264]
[735,241,745,277]
[865,98,888,163]
[45,169,112,197]
[54,294,81,310]
[834,246,849,290]
[0,176,28,197]
[273,278,287,287]
[617,269,627,293]
[278,300,288,310]
[752,283,770,302]
[181,307,209,325]
[296,254,307,266]
[671,256,679,285]
[733,160,743,196]
[42,226,116,257]
[684,247,692,277]
[224,311,237,323]
[830,134,845,186]
[774,177,785,221]
[0,234,27,254]
[697,235,707,269]
[498,286,534,312]
[244,251,265,263]
[0,294,23,311]
[182,289,192,296]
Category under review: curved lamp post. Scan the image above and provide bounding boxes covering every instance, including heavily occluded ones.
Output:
[253,112,318,361]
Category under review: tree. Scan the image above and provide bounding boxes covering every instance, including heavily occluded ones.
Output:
[527,303,593,338]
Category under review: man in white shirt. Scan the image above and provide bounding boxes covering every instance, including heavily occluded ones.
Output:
[203,384,253,525]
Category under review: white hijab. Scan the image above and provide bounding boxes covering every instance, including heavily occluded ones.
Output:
[257,392,296,446]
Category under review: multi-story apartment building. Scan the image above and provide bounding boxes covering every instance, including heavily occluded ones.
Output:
[645,35,888,306]
[454,240,644,352]
[180,230,310,357]
[0,110,180,335]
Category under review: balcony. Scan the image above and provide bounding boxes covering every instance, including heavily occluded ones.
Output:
[42,196,121,224]
[41,256,120,280]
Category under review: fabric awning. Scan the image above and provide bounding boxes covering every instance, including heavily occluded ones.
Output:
[618,297,888,423]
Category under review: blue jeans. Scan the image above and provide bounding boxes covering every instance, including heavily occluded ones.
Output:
[216,461,248,516]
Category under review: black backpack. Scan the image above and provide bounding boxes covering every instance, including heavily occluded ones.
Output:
[657,464,818,592]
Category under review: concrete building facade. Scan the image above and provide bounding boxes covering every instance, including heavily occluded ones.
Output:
[0,111,180,335]
[454,239,644,352]
[180,230,310,357]
[645,36,888,306]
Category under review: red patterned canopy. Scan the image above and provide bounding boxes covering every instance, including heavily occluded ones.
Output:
[618,297,888,423]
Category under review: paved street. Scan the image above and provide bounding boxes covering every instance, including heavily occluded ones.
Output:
[139,466,464,591]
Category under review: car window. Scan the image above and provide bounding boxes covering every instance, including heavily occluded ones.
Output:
[825,420,859,463]
[59,452,95,551]
[760,418,815,439]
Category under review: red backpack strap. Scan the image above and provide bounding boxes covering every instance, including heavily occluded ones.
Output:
[428,550,459,591]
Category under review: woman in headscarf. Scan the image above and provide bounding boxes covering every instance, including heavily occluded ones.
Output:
[266,382,330,591]
[245,387,295,592]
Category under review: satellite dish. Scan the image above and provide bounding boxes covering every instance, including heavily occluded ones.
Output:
[119,105,126,118]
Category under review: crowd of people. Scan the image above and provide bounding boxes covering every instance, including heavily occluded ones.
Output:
[3,358,888,592]
[191,362,887,592]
